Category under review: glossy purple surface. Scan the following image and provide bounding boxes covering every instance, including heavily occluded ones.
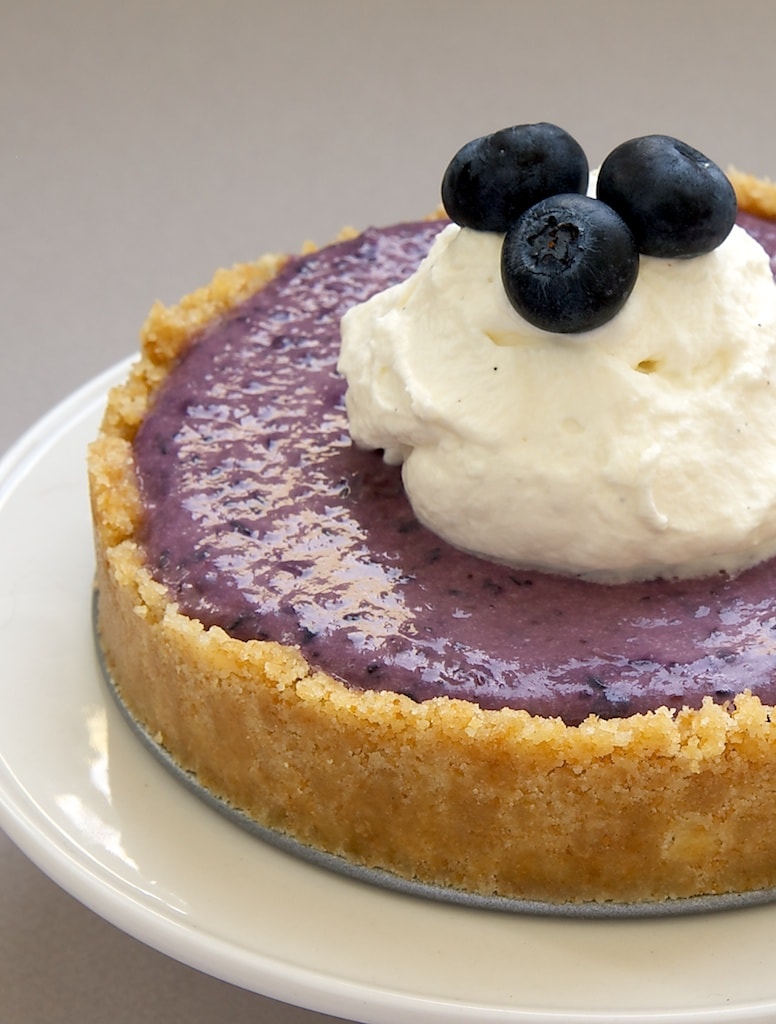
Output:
[134,214,776,724]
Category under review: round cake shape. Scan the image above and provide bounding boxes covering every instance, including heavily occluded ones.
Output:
[89,178,776,906]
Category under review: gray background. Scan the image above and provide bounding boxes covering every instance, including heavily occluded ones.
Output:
[2,1,776,1021]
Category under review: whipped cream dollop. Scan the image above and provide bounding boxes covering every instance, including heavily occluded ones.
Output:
[337,220,776,582]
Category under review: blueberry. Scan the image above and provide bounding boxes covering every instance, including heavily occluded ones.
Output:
[441,123,589,233]
[501,194,639,334]
[596,135,737,258]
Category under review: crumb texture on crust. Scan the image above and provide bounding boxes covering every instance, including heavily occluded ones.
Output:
[730,167,776,220]
[89,216,776,905]
[99,256,288,444]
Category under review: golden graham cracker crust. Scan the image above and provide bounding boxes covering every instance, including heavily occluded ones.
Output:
[729,168,776,220]
[89,187,776,906]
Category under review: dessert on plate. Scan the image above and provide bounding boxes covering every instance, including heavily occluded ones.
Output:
[89,124,776,907]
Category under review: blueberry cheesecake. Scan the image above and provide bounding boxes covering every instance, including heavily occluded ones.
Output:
[89,124,776,905]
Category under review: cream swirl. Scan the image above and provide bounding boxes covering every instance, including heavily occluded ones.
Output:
[338,221,776,581]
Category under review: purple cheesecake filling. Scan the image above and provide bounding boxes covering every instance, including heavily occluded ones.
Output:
[133,214,776,726]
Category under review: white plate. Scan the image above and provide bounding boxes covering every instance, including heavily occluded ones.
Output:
[3,362,776,1023]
